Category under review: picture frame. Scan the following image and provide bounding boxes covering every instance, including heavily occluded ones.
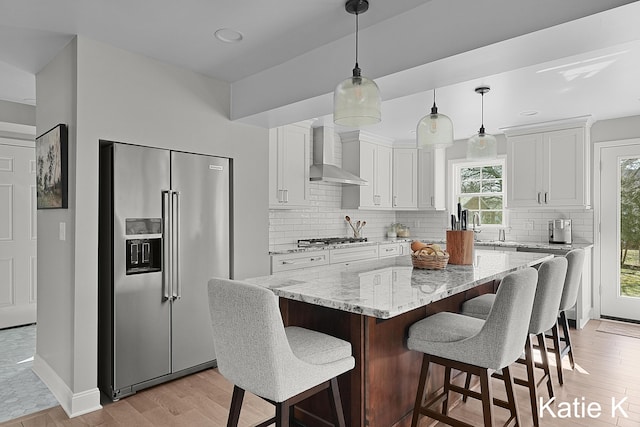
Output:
[36,123,68,209]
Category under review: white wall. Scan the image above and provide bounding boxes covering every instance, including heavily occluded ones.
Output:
[35,35,269,416]
[35,37,77,394]
[0,100,35,127]
[591,115,640,143]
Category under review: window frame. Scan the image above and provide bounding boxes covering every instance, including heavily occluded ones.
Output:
[449,156,507,229]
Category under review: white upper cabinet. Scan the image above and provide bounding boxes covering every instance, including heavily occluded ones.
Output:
[417,148,446,210]
[342,131,393,209]
[269,122,311,209]
[505,116,591,209]
[392,148,418,209]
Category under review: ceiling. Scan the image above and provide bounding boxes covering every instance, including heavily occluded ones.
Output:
[1,0,640,142]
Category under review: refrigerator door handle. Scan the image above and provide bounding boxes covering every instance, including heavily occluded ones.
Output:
[162,190,172,301]
[172,191,181,300]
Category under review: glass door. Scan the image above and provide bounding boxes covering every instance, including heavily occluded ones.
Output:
[600,144,640,321]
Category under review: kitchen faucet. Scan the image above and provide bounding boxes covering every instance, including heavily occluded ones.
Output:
[472,212,481,239]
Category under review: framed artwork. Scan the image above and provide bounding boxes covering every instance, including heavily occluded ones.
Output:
[36,123,68,209]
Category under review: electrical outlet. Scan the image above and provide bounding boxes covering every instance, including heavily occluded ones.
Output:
[524,220,534,231]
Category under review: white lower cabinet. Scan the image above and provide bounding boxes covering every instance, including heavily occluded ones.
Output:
[271,251,329,273]
[330,245,380,265]
[379,242,400,258]
[270,241,413,273]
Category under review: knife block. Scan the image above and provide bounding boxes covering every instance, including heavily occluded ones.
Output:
[446,230,474,265]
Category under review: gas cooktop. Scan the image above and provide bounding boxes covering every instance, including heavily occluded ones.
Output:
[297,237,368,247]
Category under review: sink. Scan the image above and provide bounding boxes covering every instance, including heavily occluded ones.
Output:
[475,240,518,245]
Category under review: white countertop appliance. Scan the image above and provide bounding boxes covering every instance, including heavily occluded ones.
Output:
[549,219,572,244]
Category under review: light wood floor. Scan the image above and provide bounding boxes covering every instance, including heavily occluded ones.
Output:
[3,319,640,427]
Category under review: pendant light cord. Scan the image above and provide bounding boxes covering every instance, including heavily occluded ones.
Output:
[481,92,484,128]
[355,8,359,68]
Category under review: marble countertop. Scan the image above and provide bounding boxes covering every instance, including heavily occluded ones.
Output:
[269,238,592,255]
[245,250,553,319]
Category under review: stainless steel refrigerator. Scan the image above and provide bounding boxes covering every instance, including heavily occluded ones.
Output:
[98,141,231,400]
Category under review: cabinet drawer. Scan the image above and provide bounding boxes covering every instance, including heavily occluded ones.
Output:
[330,245,379,264]
[271,252,329,273]
[379,243,400,258]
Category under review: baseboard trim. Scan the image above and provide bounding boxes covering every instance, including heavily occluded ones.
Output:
[33,354,102,418]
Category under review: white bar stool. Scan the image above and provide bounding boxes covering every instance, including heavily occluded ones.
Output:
[207,278,355,427]
[407,267,538,427]
[460,257,568,427]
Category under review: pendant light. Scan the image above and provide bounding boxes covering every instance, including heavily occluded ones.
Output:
[467,86,497,159]
[416,89,454,149]
[333,0,381,127]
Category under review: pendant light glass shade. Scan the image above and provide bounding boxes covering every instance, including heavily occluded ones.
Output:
[467,86,497,159]
[334,68,381,127]
[416,90,453,149]
[333,0,381,127]
[467,128,497,159]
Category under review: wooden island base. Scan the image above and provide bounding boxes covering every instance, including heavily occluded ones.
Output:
[280,280,498,427]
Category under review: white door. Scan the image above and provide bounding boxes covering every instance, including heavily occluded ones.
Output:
[599,142,640,321]
[0,141,37,328]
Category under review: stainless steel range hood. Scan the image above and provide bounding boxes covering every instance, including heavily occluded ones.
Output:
[310,127,367,185]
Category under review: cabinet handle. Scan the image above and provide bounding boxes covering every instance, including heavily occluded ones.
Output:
[284,189,289,203]
[544,192,548,204]
[393,195,397,207]
[278,189,284,203]
[385,248,394,252]
[537,192,542,204]
[309,257,323,262]
[431,196,434,207]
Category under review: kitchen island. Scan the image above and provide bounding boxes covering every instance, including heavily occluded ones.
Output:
[245,250,553,427]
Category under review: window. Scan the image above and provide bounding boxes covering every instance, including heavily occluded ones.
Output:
[452,158,506,226]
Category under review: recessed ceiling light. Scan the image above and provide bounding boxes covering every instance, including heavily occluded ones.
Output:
[214,28,243,43]
[520,110,539,116]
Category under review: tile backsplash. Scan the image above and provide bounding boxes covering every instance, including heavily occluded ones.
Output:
[270,188,594,248]
[396,208,594,243]
[269,182,396,250]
